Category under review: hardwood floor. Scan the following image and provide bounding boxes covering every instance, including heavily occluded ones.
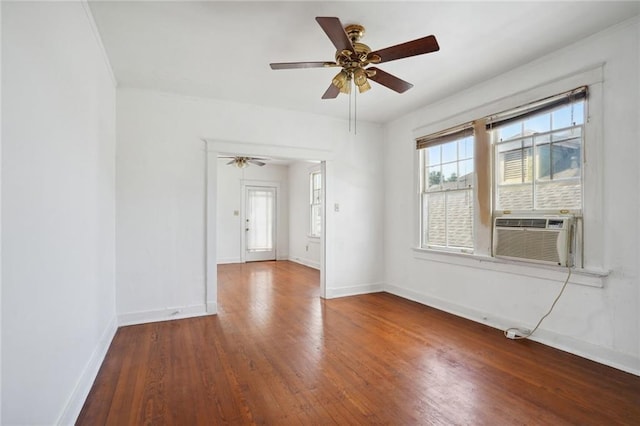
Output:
[78,261,640,425]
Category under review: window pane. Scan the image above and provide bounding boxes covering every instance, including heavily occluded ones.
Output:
[441,162,458,188]
[446,190,473,248]
[497,122,522,141]
[425,193,446,246]
[311,204,322,236]
[497,142,532,184]
[535,180,581,210]
[536,143,551,181]
[552,105,572,129]
[426,145,440,166]
[427,165,442,191]
[458,137,473,160]
[524,112,551,134]
[458,159,474,189]
[441,141,457,163]
[551,139,581,179]
[496,183,533,211]
[572,101,584,125]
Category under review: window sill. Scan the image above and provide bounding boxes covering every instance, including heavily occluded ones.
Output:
[411,247,609,288]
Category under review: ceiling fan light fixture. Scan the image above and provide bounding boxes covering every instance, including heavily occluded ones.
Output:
[332,70,349,91]
[353,68,365,85]
[234,157,249,168]
[357,79,371,94]
[353,68,370,93]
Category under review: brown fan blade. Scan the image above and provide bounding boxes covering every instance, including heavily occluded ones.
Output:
[226,160,235,165]
[367,67,413,93]
[321,83,340,99]
[316,17,354,53]
[270,61,336,70]
[369,35,439,64]
[249,160,266,167]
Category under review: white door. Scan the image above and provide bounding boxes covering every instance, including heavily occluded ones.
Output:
[244,186,277,262]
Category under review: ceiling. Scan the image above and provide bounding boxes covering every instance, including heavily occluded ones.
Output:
[88,1,639,124]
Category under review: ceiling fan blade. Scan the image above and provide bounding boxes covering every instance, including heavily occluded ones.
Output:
[270,61,337,70]
[226,160,236,165]
[369,35,439,64]
[321,83,340,99]
[316,17,354,53]
[367,67,413,93]
[249,160,266,166]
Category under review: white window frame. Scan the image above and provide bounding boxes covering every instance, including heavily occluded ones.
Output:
[309,169,322,238]
[418,128,475,252]
[412,65,607,284]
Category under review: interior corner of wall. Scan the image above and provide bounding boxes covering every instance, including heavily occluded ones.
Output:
[206,302,218,315]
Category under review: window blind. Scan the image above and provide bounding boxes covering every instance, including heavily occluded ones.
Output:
[485,86,587,130]
[416,124,473,150]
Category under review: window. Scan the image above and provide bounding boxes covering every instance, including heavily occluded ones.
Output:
[419,128,474,250]
[492,96,584,213]
[417,86,587,256]
[309,170,322,237]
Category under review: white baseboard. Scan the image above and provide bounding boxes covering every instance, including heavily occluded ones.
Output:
[218,256,290,264]
[288,256,320,270]
[58,315,118,425]
[326,282,384,299]
[207,301,218,314]
[217,257,241,264]
[118,303,213,327]
[385,284,640,376]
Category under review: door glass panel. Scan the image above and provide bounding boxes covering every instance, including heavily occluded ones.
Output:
[247,188,274,252]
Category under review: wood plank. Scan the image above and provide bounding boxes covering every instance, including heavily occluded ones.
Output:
[77,261,640,425]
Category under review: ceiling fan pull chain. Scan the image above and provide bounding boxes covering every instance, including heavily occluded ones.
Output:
[349,80,352,132]
[354,80,358,135]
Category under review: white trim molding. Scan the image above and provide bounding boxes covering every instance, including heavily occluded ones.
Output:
[325,282,385,299]
[57,315,118,425]
[118,304,212,327]
[288,256,321,270]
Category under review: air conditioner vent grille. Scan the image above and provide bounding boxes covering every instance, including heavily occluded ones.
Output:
[494,218,547,228]
[494,229,561,264]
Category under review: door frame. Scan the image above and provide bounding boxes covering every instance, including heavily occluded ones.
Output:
[204,138,332,314]
[240,181,279,263]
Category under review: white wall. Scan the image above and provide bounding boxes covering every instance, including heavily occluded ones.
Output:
[288,161,321,269]
[2,2,117,424]
[0,1,4,421]
[383,18,640,374]
[117,88,385,322]
[217,160,289,264]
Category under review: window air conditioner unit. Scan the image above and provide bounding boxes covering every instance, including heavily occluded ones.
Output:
[493,216,573,267]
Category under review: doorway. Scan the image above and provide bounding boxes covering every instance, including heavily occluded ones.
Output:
[204,141,329,314]
[243,185,277,262]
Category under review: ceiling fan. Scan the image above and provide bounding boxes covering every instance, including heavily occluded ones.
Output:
[270,17,440,98]
[219,156,267,168]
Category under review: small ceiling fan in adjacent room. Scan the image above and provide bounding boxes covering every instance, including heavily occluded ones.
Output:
[219,156,268,169]
[269,16,440,98]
